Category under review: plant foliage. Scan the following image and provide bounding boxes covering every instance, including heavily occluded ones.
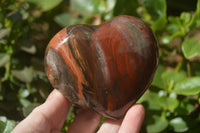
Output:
[0,0,200,132]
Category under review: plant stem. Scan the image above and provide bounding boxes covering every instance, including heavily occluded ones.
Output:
[187,62,192,77]
[1,56,11,82]
[175,60,183,72]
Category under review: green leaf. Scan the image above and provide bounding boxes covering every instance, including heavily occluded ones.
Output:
[182,39,200,59]
[167,16,181,33]
[152,65,165,89]
[0,28,11,39]
[27,0,62,12]
[146,92,161,107]
[21,44,36,54]
[180,12,191,25]
[162,71,186,83]
[22,103,40,117]
[19,98,31,107]
[166,1,200,41]
[141,0,165,20]
[104,10,114,20]
[166,15,187,40]
[106,0,116,12]
[54,13,82,27]
[3,120,16,133]
[169,117,188,132]
[174,77,200,95]
[103,0,116,20]
[0,116,7,122]
[161,35,171,45]
[0,119,16,133]
[189,0,200,30]
[159,96,179,112]
[152,16,166,31]
[161,71,186,91]
[137,94,146,103]
[141,0,167,30]
[175,99,195,115]
[0,53,10,67]
[146,92,179,111]
[70,0,106,16]
[147,115,168,133]
[147,101,162,111]
[0,120,6,133]
[18,88,30,98]
[11,67,34,83]
[199,95,200,104]
[113,0,139,16]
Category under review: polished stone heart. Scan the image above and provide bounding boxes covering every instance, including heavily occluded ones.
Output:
[44,15,159,119]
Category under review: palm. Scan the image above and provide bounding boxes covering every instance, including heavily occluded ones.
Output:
[12,89,144,133]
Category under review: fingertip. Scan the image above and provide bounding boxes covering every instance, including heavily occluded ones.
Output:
[127,103,145,118]
[67,109,102,133]
[45,89,72,112]
[118,104,145,133]
[46,89,68,103]
[125,103,145,125]
[34,89,71,129]
[97,117,122,133]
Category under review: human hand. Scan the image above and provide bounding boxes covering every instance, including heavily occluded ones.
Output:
[12,89,145,133]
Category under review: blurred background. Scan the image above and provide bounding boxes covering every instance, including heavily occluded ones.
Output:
[0,0,200,132]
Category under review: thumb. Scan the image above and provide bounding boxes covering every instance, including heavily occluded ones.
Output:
[12,89,71,133]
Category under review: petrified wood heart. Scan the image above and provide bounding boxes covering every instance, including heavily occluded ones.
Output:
[44,15,159,119]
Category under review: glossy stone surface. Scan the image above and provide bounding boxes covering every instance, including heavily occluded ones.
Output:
[44,15,159,119]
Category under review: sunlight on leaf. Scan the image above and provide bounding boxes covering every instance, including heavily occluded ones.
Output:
[0,118,15,133]
[189,0,200,29]
[169,117,188,132]
[11,67,34,83]
[174,77,200,95]
[27,0,62,12]
[147,115,168,133]
[70,0,106,16]
[141,0,167,30]
[54,13,82,27]
[182,38,200,59]
[18,88,30,98]
[152,65,165,89]
[161,71,186,91]
[0,53,10,67]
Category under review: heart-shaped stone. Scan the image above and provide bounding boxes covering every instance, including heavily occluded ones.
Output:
[44,15,159,119]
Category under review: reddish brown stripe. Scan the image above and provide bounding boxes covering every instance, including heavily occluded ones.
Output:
[45,15,159,119]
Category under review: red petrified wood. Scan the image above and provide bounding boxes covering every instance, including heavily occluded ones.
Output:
[44,15,159,119]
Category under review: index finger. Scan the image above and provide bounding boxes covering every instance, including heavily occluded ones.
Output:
[118,104,145,133]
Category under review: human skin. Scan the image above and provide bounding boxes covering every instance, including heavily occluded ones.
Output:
[12,89,145,133]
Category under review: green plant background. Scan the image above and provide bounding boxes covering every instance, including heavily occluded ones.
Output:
[0,0,200,132]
